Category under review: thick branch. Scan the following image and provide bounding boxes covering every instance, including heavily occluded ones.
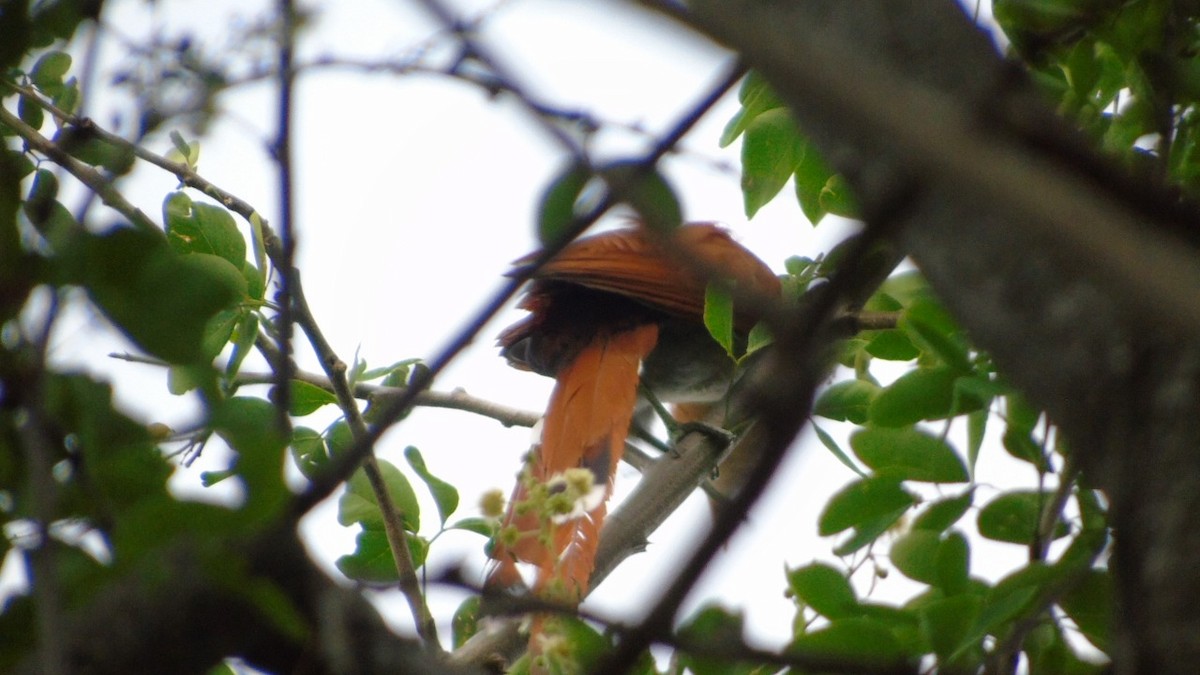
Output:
[657,2,1200,673]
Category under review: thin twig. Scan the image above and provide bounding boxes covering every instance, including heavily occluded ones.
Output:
[288,272,441,647]
[0,105,158,233]
[272,0,297,437]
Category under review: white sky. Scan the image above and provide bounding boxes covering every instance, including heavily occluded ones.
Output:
[2,0,1056,657]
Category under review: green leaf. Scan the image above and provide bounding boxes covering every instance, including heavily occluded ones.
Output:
[819,475,916,536]
[601,162,682,233]
[78,228,246,364]
[744,321,773,359]
[818,173,859,219]
[788,618,907,666]
[890,529,941,584]
[53,77,79,116]
[740,107,802,218]
[812,423,866,477]
[404,446,459,526]
[919,595,982,663]
[335,530,428,584]
[703,282,735,356]
[787,563,859,619]
[677,606,759,675]
[18,94,44,130]
[720,71,784,146]
[533,616,611,674]
[447,516,494,538]
[200,307,240,361]
[966,408,988,476]
[936,531,970,594]
[451,596,481,650]
[815,379,879,424]
[225,310,259,376]
[868,366,959,427]
[338,458,420,532]
[793,135,836,224]
[163,192,247,268]
[31,51,71,90]
[536,162,591,246]
[977,490,1065,545]
[211,396,288,508]
[865,329,919,361]
[832,504,910,556]
[850,427,969,483]
[325,420,354,457]
[912,489,975,532]
[1058,569,1112,652]
[56,127,134,174]
[902,297,971,372]
[289,380,337,416]
[290,426,327,480]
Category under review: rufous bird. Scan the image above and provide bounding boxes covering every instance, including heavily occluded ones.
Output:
[487,222,780,613]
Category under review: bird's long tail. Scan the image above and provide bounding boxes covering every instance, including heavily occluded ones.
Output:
[488,323,658,601]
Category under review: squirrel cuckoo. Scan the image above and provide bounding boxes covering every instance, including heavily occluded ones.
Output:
[487,223,780,607]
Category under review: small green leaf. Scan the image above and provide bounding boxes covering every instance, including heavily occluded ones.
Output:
[818,173,859,218]
[53,78,79,116]
[793,135,836,224]
[447,517,494,538]
[741,108,802,218]
[743,321,773,359]
[79,228,245,364]
[977,490,1064,545]
[919,595,982,662]
[325,420,353,457]
[163,192,246,268]
[211,396,288,504]
[1058,569,1112,652]
[890,529,941,584]
[535,616,611,674]
[812,423,866,477]
[31,51,71,90]
[819,475,916,536]
[850,427,969,484]
[832,504,910,556]
[868,366,959,427]
[536,162,591,246]
[788,618,906,666]
[865,329,919,361]
[200,308,240,361]
[902,297,971,372]
[404,446,459,526]
[56,127,134,173]
[600,161,682,233]
[936,531,970,594]
[290,426,327,480]
[289,380,337,416]
[18,94,44,130]
[720,71,784,146]
[815,379,879,424]
[787,563,859,619]
[225,310,259,376]
[912,490,974,532]
[338,458,420,532]
[452,596,481,649]
[966,408,987,476]
[703,282,735,356]
[335,530,428,584]
[677,606,758,675]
